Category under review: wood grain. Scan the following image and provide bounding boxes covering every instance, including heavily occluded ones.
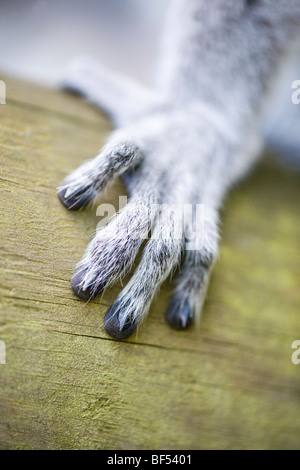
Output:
[0,76,299,450]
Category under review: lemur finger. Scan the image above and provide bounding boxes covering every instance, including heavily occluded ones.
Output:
[57,134,143,210]
[104,222,184,339]
[165,250,214,330]
[166,206,219,329]
[71,192,158,300]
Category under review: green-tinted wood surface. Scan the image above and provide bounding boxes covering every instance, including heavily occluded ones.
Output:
[0,76,299,450]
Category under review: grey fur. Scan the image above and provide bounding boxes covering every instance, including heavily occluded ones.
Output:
[58,0,300,338]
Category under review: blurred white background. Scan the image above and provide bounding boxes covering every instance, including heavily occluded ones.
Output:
[0,0,299,167]
[0,0,169,86]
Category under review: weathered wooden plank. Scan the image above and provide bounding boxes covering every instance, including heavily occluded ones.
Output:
[0,76,299,450]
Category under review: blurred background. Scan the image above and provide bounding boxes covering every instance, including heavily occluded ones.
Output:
[0,0,299,166]
[0,0,169,86]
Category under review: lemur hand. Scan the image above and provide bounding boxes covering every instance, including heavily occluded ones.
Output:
[57,58,234,339]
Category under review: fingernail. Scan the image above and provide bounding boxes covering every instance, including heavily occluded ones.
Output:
[165,298,194,330]
[58,185,92,210]
[71,269,105,301]
[104,300,137,339]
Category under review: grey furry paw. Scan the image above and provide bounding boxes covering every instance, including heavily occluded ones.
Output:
[57,110,223,339]
[57,0,300,338]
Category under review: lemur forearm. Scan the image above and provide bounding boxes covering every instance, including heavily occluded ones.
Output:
[153,0,300,194]
[159,0,300,126]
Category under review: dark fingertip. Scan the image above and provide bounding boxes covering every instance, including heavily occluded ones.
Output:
[71,270,105,301]
[57,186,92,211]
[166,298,194,330]
[60,81,84,96]
[104,301,137,339]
